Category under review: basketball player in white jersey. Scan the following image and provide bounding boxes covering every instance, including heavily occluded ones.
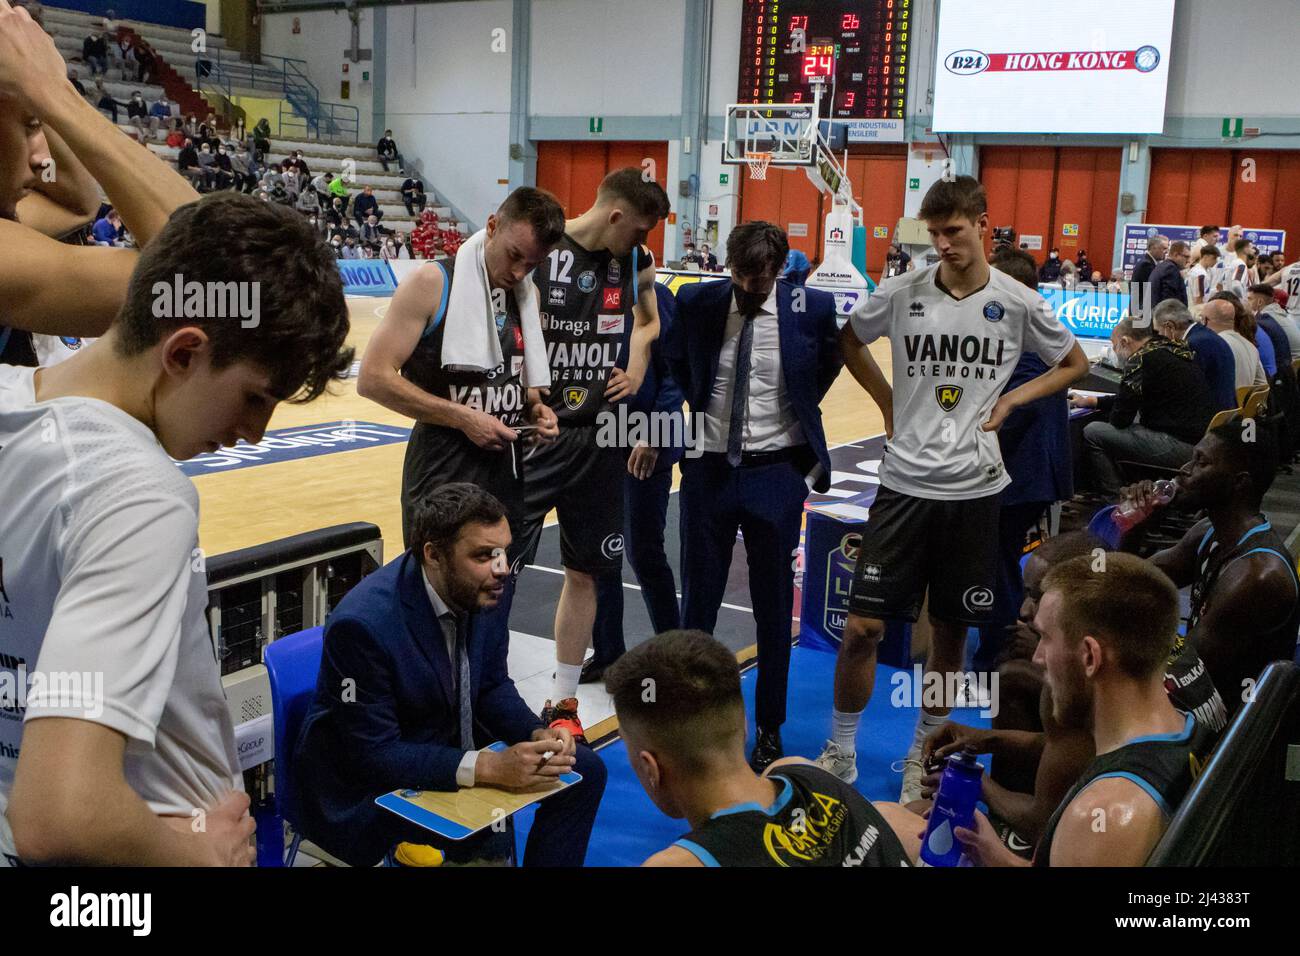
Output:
[816,176,1089,801]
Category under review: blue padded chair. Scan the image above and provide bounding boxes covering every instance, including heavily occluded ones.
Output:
[263,626,324,867]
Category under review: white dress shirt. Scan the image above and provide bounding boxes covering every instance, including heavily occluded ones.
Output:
[422,569,480,787]
[701,286,805,454]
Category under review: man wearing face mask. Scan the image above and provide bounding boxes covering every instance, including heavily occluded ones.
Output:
[1071,314,1214,495]
[664,221,844,770]
[1038,248,1064,283]
[295,484,607,867]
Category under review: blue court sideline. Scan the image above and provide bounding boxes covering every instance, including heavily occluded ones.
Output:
[513,644,994,867]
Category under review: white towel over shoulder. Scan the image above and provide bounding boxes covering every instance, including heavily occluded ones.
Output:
[439,227,550,389]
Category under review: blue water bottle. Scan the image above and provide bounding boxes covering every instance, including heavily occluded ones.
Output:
[919,749,985,867]
[253,795,285,868]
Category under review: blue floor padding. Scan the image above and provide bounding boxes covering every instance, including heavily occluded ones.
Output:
[514,644,993,866]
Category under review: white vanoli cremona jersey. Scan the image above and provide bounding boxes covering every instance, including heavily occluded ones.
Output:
[1280,264,1300,319]
[0,365,241,866]
[849,265,1076,500]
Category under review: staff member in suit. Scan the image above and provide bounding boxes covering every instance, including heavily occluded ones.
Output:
[1149,240,1190,309]
[665,221,843,771]
[589,283,685,681]
[1130,234,1168,316]
[295,484,607,867]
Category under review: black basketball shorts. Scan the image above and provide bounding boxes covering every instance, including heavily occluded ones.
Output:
[847,485,1002,626]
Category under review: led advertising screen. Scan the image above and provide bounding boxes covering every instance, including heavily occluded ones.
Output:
[932,0,1175,134]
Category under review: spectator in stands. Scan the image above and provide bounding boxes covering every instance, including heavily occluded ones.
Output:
[82,25,108,77]
[269,179,293,207]
[125,90,150,141]
[1149,239,1190,309]
[295,181,319,215]
[376,129,401,172]
[175,138,206,190]
[379,236,398,260]
[229,143,255,193]
[1186,244,1219,311]
[147,95,171,141]
[400,175,426,216]
[67,67,86,97]
[311,171,332,210]
[328,173,350,216]
[1141,418,1300,710]
[183,114,202,143]
[253,117,272,161]
[360,214,384,247]
[680,242,701,267]
[1189,224,1220,261]
[1130,234,1167,314]
[132,39,155,85]
[280,161,302,201]
[1038,247,1064,283]
[604,630,915,867]
[1212,290,1276,381]
[1154,300,1236,412]
[353,184,381,227]
[164,118,185,149]
[91,209,122,246]
[112,33,135,82]
[948,553,1216,867]
[1058,258,1077,287]
[195,142,219,192]
[1072,315,1215,494]
[341,236,361,259]
[1075,250,1092,281]
[330,235,343,258]
[92,79,120,123]
[392,231,411,259]
[326,196,347,231]
[1202,298,1266,392]
[212,144,235,191]
[699,242,718,271]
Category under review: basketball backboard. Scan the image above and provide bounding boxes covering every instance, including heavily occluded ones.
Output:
[723,103,817,168]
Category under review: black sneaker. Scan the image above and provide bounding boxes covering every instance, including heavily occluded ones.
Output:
[579,655,619,685]
[748,728,784,772]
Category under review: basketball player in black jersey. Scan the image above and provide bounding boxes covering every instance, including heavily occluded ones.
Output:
[950,553,1213,866]
[0,2,200,364]
[1142,417,1300,713]
[522,168,671,739]
[359,188,566,548]
[604,630,916,867]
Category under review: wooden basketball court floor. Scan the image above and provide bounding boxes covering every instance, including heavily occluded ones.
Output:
[194,292,894,735]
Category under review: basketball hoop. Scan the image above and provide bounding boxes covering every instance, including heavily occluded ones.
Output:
[745,151,773,181]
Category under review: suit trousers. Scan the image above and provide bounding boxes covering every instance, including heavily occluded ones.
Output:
[678,452,810,730]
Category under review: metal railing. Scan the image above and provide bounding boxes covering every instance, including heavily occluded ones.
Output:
[193,47,359,144]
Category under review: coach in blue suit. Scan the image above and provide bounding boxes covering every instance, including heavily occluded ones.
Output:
[664,221,843,771]
[295,484,606,867]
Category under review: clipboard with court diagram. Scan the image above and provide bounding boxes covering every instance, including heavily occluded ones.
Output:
[375,741,583,840]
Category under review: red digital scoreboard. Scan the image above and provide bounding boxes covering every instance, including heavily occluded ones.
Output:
[737,0,910,119]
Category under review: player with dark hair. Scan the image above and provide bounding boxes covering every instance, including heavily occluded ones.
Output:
[522,167,671,740]
[359,186,566,548]
[953,553,1215,867]
[604,630,915,867]
[2,193,353,866]
[817,175,1089,798]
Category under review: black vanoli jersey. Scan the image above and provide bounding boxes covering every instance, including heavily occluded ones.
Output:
[673,763,910,868]
[400,257,528,488]
[1034,713,1213,867]
[532,235,647,425]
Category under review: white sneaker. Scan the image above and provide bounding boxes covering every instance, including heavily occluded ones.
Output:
[954,674,992,710]
[814,739,858,784]
[894,744,926,804]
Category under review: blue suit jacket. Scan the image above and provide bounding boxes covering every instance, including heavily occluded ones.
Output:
[615,283,687,471]
[664,278,842,492]
[998,354,1073,506]
[1185,322,1238,411]
[294,552,543,866]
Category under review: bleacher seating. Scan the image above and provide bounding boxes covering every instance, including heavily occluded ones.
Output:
[41,2,470,241]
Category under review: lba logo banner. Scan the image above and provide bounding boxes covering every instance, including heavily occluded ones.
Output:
[932,0,1175,135]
